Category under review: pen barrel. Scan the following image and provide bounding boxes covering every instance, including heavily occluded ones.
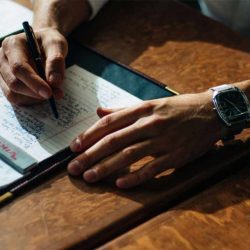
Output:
[35,57,46,80]
[0,192,13,205]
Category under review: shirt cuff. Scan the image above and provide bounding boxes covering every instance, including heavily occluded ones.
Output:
[87,0,109,19]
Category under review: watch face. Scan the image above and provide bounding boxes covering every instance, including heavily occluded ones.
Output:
[215,90,249,123]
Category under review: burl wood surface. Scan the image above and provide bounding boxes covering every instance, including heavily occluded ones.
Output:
[15,0,32,9]
[100,161,250,250]
[0,1,249,250]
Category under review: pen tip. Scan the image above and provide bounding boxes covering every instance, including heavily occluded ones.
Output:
[49,97,59,119]
[53,109,59,119]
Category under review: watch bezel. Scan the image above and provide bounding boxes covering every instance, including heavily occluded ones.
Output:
[212,87,250,127]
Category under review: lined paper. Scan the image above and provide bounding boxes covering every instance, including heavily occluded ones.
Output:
[0,0,33,38]
[0,159,22,187]
[0,65,141,188]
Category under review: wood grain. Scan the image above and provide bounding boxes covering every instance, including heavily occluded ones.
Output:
[1,1,249,249]
[74,0,250,94]
[14,0,32,9]
[100,161,250,250]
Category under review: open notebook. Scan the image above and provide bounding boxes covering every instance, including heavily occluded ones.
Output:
[0,65,141,189]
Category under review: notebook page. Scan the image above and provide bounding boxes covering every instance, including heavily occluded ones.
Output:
[0,159,22,187]
[0,0,33,38]
[0,65,141,187]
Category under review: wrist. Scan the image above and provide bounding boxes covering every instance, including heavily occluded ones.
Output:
[233,80,250,128]
[236,80,250,98]
[32,0,91,36]
[208,82,250,140]
[200,90,226,141]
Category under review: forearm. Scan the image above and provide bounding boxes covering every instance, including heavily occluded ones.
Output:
[32,0,91,36]
[235,80,250,98]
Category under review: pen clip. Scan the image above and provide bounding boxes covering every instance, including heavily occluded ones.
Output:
[22,21,42,60]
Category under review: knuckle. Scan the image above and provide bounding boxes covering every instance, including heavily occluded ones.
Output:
[56,37,67,49]
[53,36,65,44]
[94,164,107,177]
[0,48,4,60]
[134,117,146,129]
[141,169,153,181]
[46,35,67,52]
[77,134,85,145]
[150,115,166,127]
[1,36,11,50]
[2,35,24,52]
[10,61,26,75]
[78,133,89,146]
[7,78,20,91]
[135,118,151,131]
[122,147,136,159]
[137,102,154,114]
[98,115,113,128]
[136,115,165,133]
[133,172,144,184]
[49,54,65,64]
[78,152,91,166]
[104,134,117,148]
[5,90,18,105]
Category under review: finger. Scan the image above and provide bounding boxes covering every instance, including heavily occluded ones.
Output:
[82,140,159,182]
[0,53,44,99]
[2,35,52,99]
[96,107,123,118]
[0,74,43,106]
[116,155,172,189]
[42,35,68,88]
[68,123,151,176]
[77,114,160,166]
[68,139,155,176]
[70,103,153,152]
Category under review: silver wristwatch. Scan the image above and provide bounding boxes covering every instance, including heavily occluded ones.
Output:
[210,84,250,140]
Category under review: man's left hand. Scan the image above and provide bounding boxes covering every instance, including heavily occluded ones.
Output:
[67,91,222,188]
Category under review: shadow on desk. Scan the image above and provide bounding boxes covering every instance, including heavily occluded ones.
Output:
[68,135,250,216]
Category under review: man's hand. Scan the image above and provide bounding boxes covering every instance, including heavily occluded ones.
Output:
[0,0,92,106]
[0,28,67,105]
[67,91,223,189]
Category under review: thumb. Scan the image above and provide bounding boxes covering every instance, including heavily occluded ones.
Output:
[42,31,68,88]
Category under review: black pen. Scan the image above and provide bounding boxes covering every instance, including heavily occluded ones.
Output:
[22,21,59,119]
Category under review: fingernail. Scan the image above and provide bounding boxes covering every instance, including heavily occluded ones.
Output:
[84,169,97,182]
[116,179,128,189]
[49,73,62,85]
[70,137,82,152]
[39,88,51,99]
[68,160,82,176]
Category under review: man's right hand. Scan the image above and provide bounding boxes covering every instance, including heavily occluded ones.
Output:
[0,27,68,105]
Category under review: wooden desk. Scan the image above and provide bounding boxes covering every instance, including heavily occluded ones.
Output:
[15,0,32,9]
[1,1,250,249]
[100,159,250,250]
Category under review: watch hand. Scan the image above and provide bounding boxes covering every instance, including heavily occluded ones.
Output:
[233,111,249,117]
[224,98,241,112]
